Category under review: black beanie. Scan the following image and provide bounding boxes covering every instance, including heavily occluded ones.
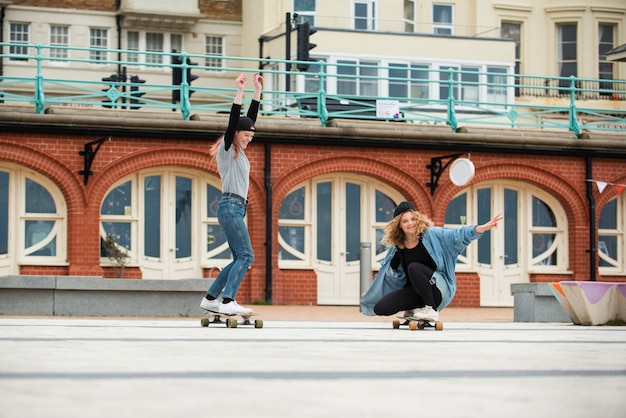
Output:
[236,117,256,131]
[393,201,416,217]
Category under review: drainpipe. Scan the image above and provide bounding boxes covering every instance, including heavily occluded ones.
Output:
[586,157,597,281]
[264,143,273,302]
[1,6,5,77]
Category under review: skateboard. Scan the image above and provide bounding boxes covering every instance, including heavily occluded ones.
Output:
[200,311,263,328]
[392,316,443,331]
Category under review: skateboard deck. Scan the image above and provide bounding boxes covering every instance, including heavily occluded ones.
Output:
[393,316,443,331]
[200,310,263,328]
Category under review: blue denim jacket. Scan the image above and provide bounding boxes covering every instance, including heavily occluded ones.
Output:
[360,225,482,315]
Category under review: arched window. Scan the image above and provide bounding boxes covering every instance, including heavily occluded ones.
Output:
[99,168,227,279]
[277,174,403,269]
[444,182,568,271]
[0,164,67,274]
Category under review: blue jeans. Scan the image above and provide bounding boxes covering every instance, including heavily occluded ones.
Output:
[208,196,254,300]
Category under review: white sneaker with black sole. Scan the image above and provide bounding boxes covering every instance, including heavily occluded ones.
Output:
[219,300,253,315]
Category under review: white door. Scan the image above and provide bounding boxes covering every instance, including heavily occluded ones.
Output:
[477,185,523,307]
[140,172,199,279]
[316,179,364,305]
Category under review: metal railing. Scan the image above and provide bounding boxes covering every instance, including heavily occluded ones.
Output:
[1,43,625,136]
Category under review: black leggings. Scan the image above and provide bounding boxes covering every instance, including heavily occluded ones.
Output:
[373,262,442,316]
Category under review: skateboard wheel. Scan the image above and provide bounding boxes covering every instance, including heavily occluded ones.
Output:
[392,320,400,329]
[200,317,210,327]
[435,321,444,331]
[226,318,238,328]
[254,319,263,328]
[408,321,418,331]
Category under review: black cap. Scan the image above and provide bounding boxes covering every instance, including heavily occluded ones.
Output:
[393,201,416,218]
[236,117,256,131]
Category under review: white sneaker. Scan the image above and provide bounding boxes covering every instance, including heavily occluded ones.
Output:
[200,297,220,313]
[403,309,415,318]
[412,305,439,322]
[219,300,253,315]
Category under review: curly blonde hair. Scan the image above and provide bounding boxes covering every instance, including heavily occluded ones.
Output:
[381,210,433,248]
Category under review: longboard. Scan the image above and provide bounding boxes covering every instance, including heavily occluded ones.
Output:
[200,310,263,328]
[393,316,443,331]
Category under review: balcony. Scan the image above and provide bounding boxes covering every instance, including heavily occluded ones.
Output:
[0,43,624,136]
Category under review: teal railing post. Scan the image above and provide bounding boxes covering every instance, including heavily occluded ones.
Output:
[446,68,457,132]
[316,61,328,126]
[179,52,191,120]
[568,75,581,137]
[34,44,45,114]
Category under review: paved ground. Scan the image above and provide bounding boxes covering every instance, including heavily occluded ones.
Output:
[0,307,625,418]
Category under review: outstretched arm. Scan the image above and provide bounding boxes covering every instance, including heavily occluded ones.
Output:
[233,73,247,105]
[252,72,263,101]
[475,214,503,234]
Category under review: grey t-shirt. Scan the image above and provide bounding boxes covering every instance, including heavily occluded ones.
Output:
[217,141,250,197]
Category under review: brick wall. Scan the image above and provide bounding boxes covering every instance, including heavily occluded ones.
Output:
[1,128,625,307]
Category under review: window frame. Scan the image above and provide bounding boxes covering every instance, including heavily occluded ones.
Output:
[0,164,68,266]
[599,196,625,275]
[49,25,70,62]
[9,22,30,61]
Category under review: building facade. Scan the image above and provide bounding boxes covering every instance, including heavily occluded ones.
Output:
[1,0,625,308]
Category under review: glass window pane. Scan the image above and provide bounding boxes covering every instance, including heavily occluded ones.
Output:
[25,220,55,256]
[206,183,222,218]
[461,67,479,102]
[410,64,429,99]
[295,0,316,12]
[207,223,227,253]
[146,32,164,64]
[599,199,617,229]
[337,60,357,95]
[25,178,56,214]
[477,188,491,264]
[316,182,332,262]
[0,171,7,255]
[355,3,366,29]
[434,5,452,24]
[144,176,161,258]
[279,226,305,260]
[280,187,305,220]
[532,197,556,227]
[101,222,131,256]
[175,176,191,259]
[504,189,518,265]
[101,181,131,216]
[127,31,139,63]
[444,193,467,225]
[389,63,408,98]
[599,236,617,266]
[375,190,396,223]
[360,61,378,96]
[303,59,327,93]
[345,183,361,262]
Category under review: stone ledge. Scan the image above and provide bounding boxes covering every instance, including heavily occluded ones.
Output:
[511,282,571,323]
[0,275,212,317]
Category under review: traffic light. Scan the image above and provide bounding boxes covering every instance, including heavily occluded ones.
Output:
[296,22,317,71]
[172,55,182,104]
[101,73,119,108]
[186,58,199,97]
[172,55,199,104]
[129,75,146,109]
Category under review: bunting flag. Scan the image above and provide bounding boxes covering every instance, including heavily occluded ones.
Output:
[587,179,626,195]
